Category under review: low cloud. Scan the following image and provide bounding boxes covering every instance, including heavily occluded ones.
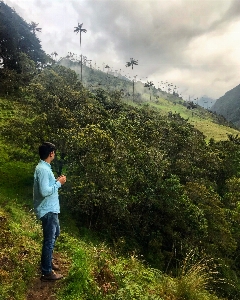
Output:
[5,0,240,99]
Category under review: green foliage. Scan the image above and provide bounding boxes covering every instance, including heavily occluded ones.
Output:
[184,182,236,257]
[58,236,101,300]
[0,52,40,95]
[2,61,240,298]
[58,240,225,300]
[0,200,41,300]
[0,1,48,95]
[1,4,240,299]
[174,251,221,300]
[0,1,46,70]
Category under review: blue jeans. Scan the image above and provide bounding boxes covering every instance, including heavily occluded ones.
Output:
[40,212,60,275]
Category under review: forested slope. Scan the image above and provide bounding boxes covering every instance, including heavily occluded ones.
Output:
[1,63,240,299]
[1,1,240,298]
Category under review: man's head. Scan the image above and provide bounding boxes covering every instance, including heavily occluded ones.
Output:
[39,142,56,161]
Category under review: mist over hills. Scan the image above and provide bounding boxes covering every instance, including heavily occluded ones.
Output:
[211,84,240,128]
[60,55,239,134]
[198,96,216,109]
[59,58,218,109]
[59,57,171,102]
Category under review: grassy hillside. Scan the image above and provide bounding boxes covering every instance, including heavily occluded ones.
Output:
[150,99,239,141]
[0,92,228,300]
[1,3,240,299]
[60,58,240,142]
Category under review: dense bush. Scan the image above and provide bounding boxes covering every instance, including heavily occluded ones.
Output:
[3,64,240,298]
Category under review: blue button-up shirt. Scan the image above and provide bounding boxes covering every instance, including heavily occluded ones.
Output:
[33,160,61,219]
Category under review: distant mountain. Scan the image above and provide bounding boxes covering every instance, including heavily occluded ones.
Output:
[198,96,216,109]
[211,84,240,128]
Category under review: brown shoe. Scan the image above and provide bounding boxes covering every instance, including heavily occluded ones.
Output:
[52,261,60,271]
[41,271,63,281]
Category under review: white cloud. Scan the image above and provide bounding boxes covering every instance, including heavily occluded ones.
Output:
[4,0,240,99]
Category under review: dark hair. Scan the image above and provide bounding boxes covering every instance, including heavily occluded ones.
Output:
[39,142,56,160]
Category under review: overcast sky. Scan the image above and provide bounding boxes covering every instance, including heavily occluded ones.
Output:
[4,0,240,100]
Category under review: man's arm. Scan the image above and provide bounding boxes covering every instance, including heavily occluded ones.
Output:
[37,169,61,198]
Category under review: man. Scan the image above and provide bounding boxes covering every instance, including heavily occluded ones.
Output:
[33,142,66,281]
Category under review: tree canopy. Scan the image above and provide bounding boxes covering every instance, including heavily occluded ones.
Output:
[3,63,240,295]
[0,1,47,71]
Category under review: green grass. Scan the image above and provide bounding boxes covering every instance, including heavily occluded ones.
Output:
[0,160,34,200]
[190,120,239,141]
[0,196,42,300]
[140,95,240,141]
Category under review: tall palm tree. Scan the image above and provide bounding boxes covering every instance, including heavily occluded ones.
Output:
[126,58,138,101]
[74,22,87,81]
[144,81,154,101]
[126,57,138,69]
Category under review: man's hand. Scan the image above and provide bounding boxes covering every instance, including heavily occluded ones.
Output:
[57,175,67,185]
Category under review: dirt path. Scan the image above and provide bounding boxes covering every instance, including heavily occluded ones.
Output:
[26,253,70,300]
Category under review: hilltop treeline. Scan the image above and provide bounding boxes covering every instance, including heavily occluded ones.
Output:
[0,1,49,94]
[2,63,240,298]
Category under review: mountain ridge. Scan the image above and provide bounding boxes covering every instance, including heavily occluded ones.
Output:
[211,84,240,128]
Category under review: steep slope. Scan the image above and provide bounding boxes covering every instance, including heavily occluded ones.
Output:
[211,84,240,128]
[1,88,230,300]
[58,58,240,141]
